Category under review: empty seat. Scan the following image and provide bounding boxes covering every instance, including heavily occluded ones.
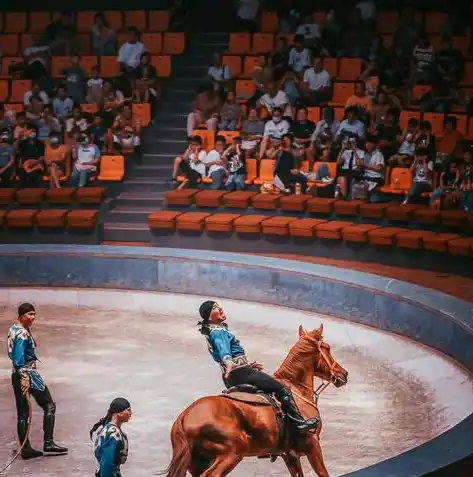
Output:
[132,103,151,126]
[228,33,251,55]
[80,56,98,76]
[67,210,98,228]
[261,216,298,235]
[98,155,125,181]
[385,204,423,221]
[104,11,123,31]
[29,12,51,33]
[0,188,16,205]
[330,82,355,105]
[253,159,275,185]
[425,12,447,34]
[0,80,8,102]
[124,11,147,31]
[163,33,185,55]
[6,209,37,227]
[10,79,31,103]
[194,190,228,208]
[306,197,338,214]
[368,227,409,246]
[148,11,170,32]
[165,189,199,206]
[251,193,281,210]
[260,11,279,32]
[52,57,70,78]
[222,191,257,208]
[4,12,27,33]
[46,187,76,204]
[280,194,311,212]
[148,210,182,229]
[423,233,461,253]
[252,33,274,54]
[315,221,353,240]
[413,207,440,225]
[0,35,19,56]
[16,188,47,204]
[323,57,338,78]
[440,209,469,228]
[359,202,390,219]
[176,212,211,231]
[447,237,473,256]
[245,158,257,185]
[75,187,105,204]
[380,168,413,194]
[342,224,381,243]
[235,79,256,100]
[338,58,362,81]
[100,56,120,78]
[288,218,326,237]
[142,33,162,55]
[77,12,97,32]
[205,213,241,232]
[36,209,68,228]
[307,107,320,123]
[152,55,171,77]
[333,199,363,216]
[234,214,268,233]
[396,230,437,249]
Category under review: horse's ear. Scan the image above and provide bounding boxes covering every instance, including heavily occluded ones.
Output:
[315,323,323,337]
[298,325,306,337]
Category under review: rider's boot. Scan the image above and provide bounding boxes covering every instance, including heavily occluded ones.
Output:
[277,388,320,432]
[18,419,43,460]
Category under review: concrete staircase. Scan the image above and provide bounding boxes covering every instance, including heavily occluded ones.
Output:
[102,32,229,242]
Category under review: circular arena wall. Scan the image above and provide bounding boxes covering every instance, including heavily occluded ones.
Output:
[0,244,472,477]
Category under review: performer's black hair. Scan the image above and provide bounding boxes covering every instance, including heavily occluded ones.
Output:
[89,397,131,440]
[89,411,112,440]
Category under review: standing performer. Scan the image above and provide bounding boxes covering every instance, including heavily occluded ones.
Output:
[90,397,132,477]
[7,303,68,459]
[198,300,319,432]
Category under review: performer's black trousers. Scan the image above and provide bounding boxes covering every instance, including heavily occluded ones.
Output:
[11,372,56,445]
[224,366,285,396]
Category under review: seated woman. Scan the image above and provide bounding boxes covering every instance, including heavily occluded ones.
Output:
[70,133,101,188]
[186,83,221,137]
[133,52,160,111]
[44,134,68,189]
[18,130,45,188]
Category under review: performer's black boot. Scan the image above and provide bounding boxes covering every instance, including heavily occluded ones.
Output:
[18,419,43,460]
[278,388,319,432]
[43,404,68,455]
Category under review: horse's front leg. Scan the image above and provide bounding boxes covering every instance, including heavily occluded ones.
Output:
[282,452,305,477]
[305,436,330,477]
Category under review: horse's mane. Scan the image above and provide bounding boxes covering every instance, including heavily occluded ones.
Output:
[274,332,319,382]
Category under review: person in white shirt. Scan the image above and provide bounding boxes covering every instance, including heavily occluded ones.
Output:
[335,107,366,144]
[295,14,322,47]
[355,135,385,199]
[23,82,50,106]
[172,135,207,189]
[236,0,260,32]
[118,27,146,74]
[208,52,232,95]
[403,147,434,204]
[288,36,311,75]
[202,136,229,189]
[303,57,331,105]
[335,137,365,198]
[70,133,101,188]
[258,82,292,117]
[259,108,290,159]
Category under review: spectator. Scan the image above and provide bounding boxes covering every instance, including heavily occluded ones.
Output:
[172,135,206,189]
[345,81,373,116]
[170,0,190,32]
[240,107,265,157]
[88,113,107,152]
[273,134,308,194]
[371,90,390,128]
[0,105,12,132]
[91,12,117,56]
[437,116,463,160]
[44,134,68,188]
[112,125,141,155]
[288,36,311,76]
[291,107,315,163]
[61,55,86,104]
[42,12,77,55]
[437,38,464,86]
[25,96,44,125]
[18,130,45,188]
[13,113,29,147]
[419,80,455,114]
[302,57,331,106]
[251,56,272,104]
[259,107,290,159]
[388,117,419,167]
[335,106,365,144]
[335,137,364,198]
[134,53,159,109]
[460,149,473,212]
[208,53,232,96]
[102,87,124,125]
[66,105,89,137]
[269,36,289,80]
[378,64,404,108]
[312,107,339,143]
[0,130,15,187]
[23,37,51,81]
[37,105,62,141]
[53,85,74,121]
[258,81,292,117]
[280,70,300,107]
[23,82,49,106]
[235,0,260,33]
[431,159,460,208]
[86,65,104,104]
[403,147,434,204]
[225,136,246,190]
[70,133,101,188]
[410,35,436,86]
[360,135,385,196]
[295,14,322,47]
[112,103,140,136]
[203,136,229,189]
[219,91,240,131]
[118,27,146,77]
[418,120,437,161]
[186,84,221,137]
[375,108,402,160]
[393,7,421,56]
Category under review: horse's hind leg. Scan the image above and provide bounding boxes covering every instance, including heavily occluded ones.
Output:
[306,437,330,477]
[199,453,242,477]
[189,453,211,477]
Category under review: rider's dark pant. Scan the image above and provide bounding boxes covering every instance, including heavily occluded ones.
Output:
[224,366,285,395]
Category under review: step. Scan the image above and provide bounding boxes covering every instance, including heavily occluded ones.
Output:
[163,90,195,102]
[120,179,170,192]
[116,191,166,208]
[151,129,187,140]
[102,222,150,243]
[105,206,161,223]
[158,102,192,114]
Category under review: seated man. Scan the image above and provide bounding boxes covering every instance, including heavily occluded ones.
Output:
[357,135,385,199]
[18,130,45,188]
[402,147,434,204]
[259,108,290,159]
[335,137,364,199]
[257,81,292,118]
[302,57,331,106]
[172,135,207,189]
[334,106,365,144]
[70,133,101,188]
[290,107,315,164]
[202,135,229,189]
[0,130,15,187]
[387,118,419,168]
[240,107,265,157]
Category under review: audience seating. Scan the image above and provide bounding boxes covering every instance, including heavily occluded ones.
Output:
[76,187,105,204]
[36,209,68,228]
[98,155,125,181]
[16,188,47,205]
[205,213,241,232]
[67,210,98,228]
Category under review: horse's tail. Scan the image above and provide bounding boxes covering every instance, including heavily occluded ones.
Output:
[159,412,193,477]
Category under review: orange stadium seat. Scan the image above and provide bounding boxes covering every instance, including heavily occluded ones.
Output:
[252,33,274,54]
[376,12,398,34]
[330,82,355,105]
[278,33,294,45]
[77,12,96,33]
[359,202,391,219]
[245,159,257,185]
[307,107,320,123]
[228,33,251,55]
[380,168,412,194]
[148,210,182,230]
[176,212,211,232]
[36,210,68,228]
[105,11,123,31]
[223,191,257,208]
[192,130,215,150]
[46,188,77,204]
[67,210,98,229]
[306,197,337,214]
[117,33,128,48]
[235,79,256,100]
[163,33,185,55]
[425,12,447,35]
[218,131,239,142]
[323,57,338,78]
[452,37,469,57]
[29,12,51,33]
[223,55,242,77]
[334,199,364,216]
[423,113,444,135]
[289,218,326,237]
[142,33,162,55]
[423,233,461,252]
[98,155,125,181]
[385,204,422,222]
[75,187,105,204]
[205,213,241,233]
[411,84,432,101]
[6,210,38,227]
[4,103,23,114]
[165,189,199,206]
[316,221,353,240]
[280,194,311,212]
[262,216,298,236]
[0,188,16,205]
[368,227,408,246]
[253,159,275,185]
[124,11,147,31]
[194,190,228,208]
[148,11,170,32]
[20,34,35,52]
[10,79,31,103]
[132,103,151,127]
[152,55,171,77]
[449,114,468,134]
[81,104,99,114]
[234,214,268,233]
[100,56,120,78]
[4,12,27,33]
[51,57,70,78]
[251,192,281,210]
[17,188,47,204]
[338,58,362,81]
[1,57,22,78]
[0,35,20,56]
[0,81,8,102]
[78,56,98,75]
[260,11,279,33]
[342,224,381,243]
[77,34,92,54]
[243,56,262,77]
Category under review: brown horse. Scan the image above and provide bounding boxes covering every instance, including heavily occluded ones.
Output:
[162,324,348,477]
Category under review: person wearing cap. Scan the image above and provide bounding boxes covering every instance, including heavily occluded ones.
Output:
[90,397,132,477]
[7,303,68,459]
[70,132,101,188]
[198,300,319,432]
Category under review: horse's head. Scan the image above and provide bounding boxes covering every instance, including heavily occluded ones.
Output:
[298,324,348,388]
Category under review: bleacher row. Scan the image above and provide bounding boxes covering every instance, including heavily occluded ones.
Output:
[147,210,473,257]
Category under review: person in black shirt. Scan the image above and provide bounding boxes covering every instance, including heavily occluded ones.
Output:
[18,130,45,188]
[225,136,246,190]
[436,38,464,86]
[273,134,308,194]
[291,107,315,164]
[269,36,289,80]
[375,108,402,161]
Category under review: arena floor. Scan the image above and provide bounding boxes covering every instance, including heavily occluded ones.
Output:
[1,289,473,477]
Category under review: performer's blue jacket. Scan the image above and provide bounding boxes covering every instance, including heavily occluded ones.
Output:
[94,422,128,477]
[206,324,248,371]
[7,324,45,391]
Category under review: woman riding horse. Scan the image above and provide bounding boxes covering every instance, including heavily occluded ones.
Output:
[198,300,319,432]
